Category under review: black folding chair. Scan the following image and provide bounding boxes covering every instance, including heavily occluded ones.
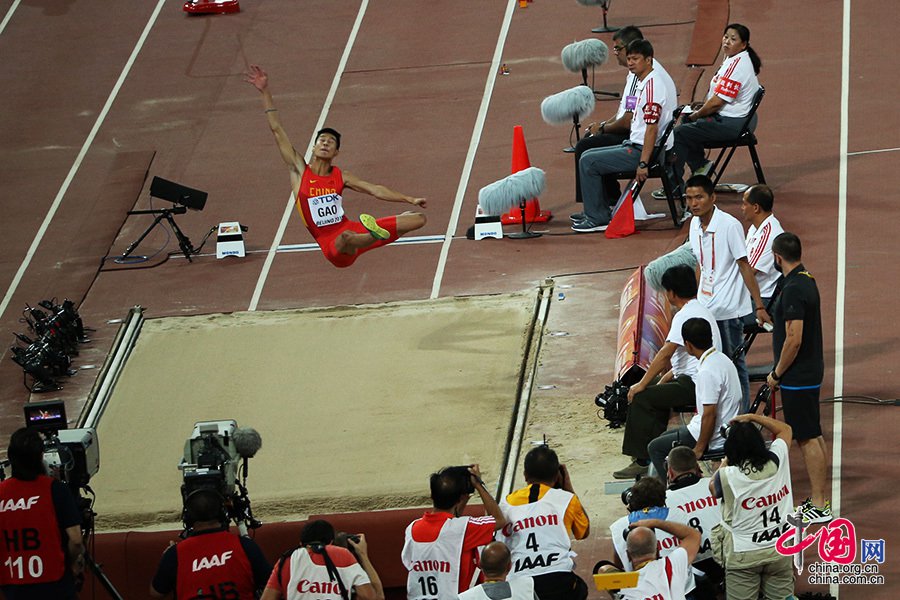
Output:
[609,106,686,226]
[707,85,766,186]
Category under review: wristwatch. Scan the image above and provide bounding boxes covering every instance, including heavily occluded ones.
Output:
[638,161,648,169]
[770,370,781,382]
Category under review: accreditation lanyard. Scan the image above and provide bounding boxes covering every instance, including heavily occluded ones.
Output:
[699,231,716,298]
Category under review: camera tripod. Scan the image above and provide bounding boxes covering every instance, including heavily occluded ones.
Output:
[78,491,125,600]
[116,206,197,263]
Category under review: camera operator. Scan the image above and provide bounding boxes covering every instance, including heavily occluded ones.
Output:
[663,446,724,598]
[596,519,699,600]
[262,519,382,600]
[402,464,507,600]
[496,446,589,600]
[609,478,689,572]
[709,413,795,600]
[0,428,84,600]
[150,489,271,599]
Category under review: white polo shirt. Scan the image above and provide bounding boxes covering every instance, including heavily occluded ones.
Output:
[667,299,723,380]
[745,214,784,298]
[708,50,759,118]
[630,65,677,150]
[690,206,750,320]
[687,348,742,451]
[616,72,638,120]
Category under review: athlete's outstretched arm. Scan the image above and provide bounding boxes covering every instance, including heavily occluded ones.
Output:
[244,65,306,176]
[342,171,427,208]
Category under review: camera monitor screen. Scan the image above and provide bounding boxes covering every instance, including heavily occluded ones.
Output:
[23,400,68,432]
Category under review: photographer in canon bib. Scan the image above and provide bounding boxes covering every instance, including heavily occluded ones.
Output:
[709,413,795,600]
[402,465,507,600]
[497,445,589,600]
[663,446,723,598]
[263,519,382,600]
[150,488,271,599]
[0,428,84,600]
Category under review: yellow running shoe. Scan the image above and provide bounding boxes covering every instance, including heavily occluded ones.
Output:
[360,214,389,240]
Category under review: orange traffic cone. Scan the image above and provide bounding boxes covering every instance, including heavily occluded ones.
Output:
[501,125,552,225]
[605,181,638,238]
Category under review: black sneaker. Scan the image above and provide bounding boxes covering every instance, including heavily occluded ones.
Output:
[570,211,586,222]
[797,498,833,524]
[571,219,608,233]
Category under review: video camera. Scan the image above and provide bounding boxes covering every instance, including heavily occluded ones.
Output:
[178,420,262,534]
[18,400,99,492]
[595,380,630,428]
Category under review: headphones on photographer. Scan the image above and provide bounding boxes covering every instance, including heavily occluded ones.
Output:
[182,488,228,530]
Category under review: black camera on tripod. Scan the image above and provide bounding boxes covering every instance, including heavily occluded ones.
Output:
[8,298,89,393]
[178,420,262,535]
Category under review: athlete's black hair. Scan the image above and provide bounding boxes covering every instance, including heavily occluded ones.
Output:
[316,127,342,150]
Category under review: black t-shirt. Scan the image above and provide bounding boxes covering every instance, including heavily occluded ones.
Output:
[151,528,272,596]
[0,480,83,600]
[772,264,824,386]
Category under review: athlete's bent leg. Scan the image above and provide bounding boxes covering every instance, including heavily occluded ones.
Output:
[395,211,426,236]
[334,229,377,256]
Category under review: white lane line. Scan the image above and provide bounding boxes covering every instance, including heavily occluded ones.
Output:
[247,0,369,311]
[0,0,22,36]
[429,0,517,300]
[847,146,900,157]
[0,0,167,323]
[831,1,850,597]
[277,234,445,252]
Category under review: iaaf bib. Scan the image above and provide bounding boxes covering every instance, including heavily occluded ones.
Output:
[498,487,575,577]
[721,438,794,552]
[402,517,467,600]
[0,476,65,585]
[297,165,346,231]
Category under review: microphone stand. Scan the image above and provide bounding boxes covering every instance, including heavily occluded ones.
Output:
[582,67,620,99]
[507,199,542,239]
[563,112,584,154]
[591,1,619,34]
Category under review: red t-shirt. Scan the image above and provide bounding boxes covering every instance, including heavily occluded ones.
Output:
[410,512,496,592]
[175,530,255,600]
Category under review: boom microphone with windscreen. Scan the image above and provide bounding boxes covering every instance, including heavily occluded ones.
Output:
[561,38,609,73]
[478,168,546,217]
[541,85,596,125]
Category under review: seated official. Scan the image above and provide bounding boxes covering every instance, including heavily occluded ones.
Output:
[615,265,721,480]
[647,317,742,478]
[669,23,762,194]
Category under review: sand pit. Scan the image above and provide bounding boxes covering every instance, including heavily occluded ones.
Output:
[90,292,538,530]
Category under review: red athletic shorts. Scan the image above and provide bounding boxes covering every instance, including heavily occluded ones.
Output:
[315,216,399,268]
